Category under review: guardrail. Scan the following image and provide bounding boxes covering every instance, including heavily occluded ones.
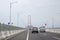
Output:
[46,28,60,33]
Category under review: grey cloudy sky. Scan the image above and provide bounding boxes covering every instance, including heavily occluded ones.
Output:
[0,0,60,28]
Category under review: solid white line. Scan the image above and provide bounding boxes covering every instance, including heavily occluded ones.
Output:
[26,31,29,40]
[53,36,60,40]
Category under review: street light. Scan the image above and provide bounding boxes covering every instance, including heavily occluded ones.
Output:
[47,16,54,28]
[8,0,17,25]
[17,13,19,26]
[52,13,60,28]
[51,17,54,28]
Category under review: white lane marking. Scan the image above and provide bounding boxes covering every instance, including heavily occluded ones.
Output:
[53,36,60,40]
[26,31,29,40]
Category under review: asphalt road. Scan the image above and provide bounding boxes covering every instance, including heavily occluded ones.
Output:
[29,31,60,40]
[7,30,60,40]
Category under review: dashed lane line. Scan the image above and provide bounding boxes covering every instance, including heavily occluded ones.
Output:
[53,36,60,40]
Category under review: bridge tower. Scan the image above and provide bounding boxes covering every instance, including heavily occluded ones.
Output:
[28,15,33,29]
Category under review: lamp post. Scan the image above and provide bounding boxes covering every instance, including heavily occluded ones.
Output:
[51,17,54,28]
[17,13,19,26]
[8,0,17,25]
[9,1,11,25]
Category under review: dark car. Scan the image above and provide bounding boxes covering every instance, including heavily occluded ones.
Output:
[32,27,38,33]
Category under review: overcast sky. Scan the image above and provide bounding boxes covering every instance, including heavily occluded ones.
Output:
[0,0,60,28]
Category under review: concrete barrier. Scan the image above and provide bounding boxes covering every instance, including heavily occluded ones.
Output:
[46,29,60,33]
[0,30,25,40]
[0,23,25,40]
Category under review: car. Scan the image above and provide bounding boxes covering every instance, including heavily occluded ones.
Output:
[40,26,46,32]
[32,27,38,33]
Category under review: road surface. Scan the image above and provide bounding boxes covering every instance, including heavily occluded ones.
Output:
[5,30,60,40]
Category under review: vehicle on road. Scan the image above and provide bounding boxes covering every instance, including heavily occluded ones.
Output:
[32,27,38,33]
[40,26,46,32]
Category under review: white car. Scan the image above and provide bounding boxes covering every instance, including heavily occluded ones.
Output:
[40,26,46,32]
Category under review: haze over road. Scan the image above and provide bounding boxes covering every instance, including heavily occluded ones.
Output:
[0,0,60,40]
[0,0,60,28]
